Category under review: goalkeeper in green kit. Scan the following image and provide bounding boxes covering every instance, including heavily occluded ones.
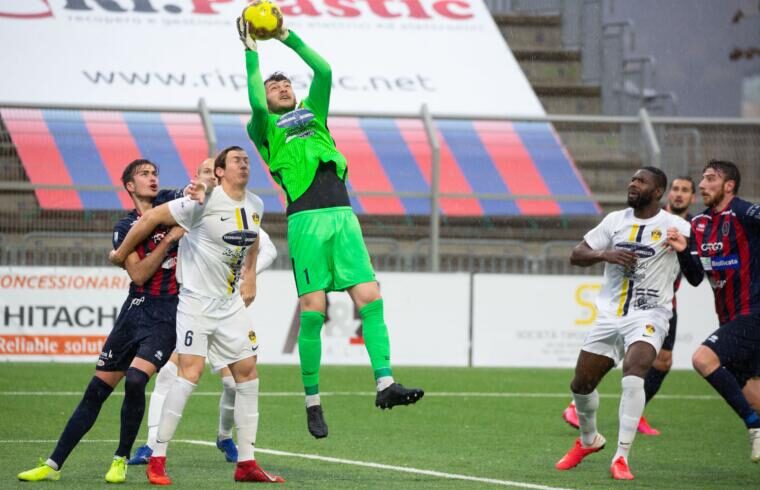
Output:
[237,15,424,439]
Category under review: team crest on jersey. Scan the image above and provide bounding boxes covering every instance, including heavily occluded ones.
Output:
[644,324,655,336]
[223,230,258,247]
[696,221,706,232]
[248,330,257,344]
[650,229,662,241]
[252,213,260,226]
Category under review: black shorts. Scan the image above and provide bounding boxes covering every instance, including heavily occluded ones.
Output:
[661,310,678,351]
[96,294,178,372]
[702,312,760,387]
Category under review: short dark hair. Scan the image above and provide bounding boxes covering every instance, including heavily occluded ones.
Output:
[703,159,741,194]
[641,166,667,191]
[264,72,290,86]
[214,146,245,176]
[121,159,157,190]
[671,175,696,193]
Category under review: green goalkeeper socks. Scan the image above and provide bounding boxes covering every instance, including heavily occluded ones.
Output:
[359,299,393,380]
[298,310,325,395]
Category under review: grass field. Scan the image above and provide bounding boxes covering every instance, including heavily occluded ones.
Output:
[1,363,758,489]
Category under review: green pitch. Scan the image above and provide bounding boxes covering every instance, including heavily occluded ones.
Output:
[0,363,757,489]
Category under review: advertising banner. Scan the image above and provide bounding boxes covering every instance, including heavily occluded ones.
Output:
[0,0,543,117]
[471,274,719,369]
[0,268,471,366]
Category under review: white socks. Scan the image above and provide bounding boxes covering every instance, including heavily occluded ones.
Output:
[615,375,645,462]
[146,361,178,448]
[572,390,600,446]
[218,376,236,440]
[235,379,260,463]
[376,376,394,392]
[153,377,196,457]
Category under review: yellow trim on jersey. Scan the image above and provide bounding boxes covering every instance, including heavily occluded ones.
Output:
[616,224,640,316]
[226,208,246,295]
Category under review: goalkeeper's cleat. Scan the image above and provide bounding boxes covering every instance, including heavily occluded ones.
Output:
[216,437,238,463]
[375,383,424,410]
[146,456,171,486]
[17,459,61,482]
[105,456,127,484]
[306,405,328,439]
[750,428,760,462]
[234,460,285,483]
[637,416,661,436]
[562,402,580,429]
[127,444,153,465]
[555,434,606,470]
[610,456,634,480]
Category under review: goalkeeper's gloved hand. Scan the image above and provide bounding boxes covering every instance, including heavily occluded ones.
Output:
[276,20,290,42]
[237,15,257,51]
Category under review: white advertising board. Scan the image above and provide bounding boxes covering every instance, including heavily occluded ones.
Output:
[471,274,719,369]
[0,0,544,117]
[0,267,471,366]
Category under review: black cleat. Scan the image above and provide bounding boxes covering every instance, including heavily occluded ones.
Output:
[306,405,328,439]
[375,383,424,410]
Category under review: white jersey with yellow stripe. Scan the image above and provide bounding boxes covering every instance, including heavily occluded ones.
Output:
[169,187,264,299]
[584,208,691,318]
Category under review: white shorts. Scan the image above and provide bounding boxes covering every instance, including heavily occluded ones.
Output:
[176,288,259,371]
[581,309,670,365]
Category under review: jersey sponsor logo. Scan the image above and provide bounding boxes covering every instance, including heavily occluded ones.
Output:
[222,229,258,247]
[650,229,662,241]
[710,255,739,271]
[285,129,315,143]
[276,108,315,129]
[701,242,723,252]
[615,242,655,258]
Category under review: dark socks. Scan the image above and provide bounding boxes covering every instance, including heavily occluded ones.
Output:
[49,376,114,468]
[644,367,669,403]
[705,367,760,428]
[116,367,150,457]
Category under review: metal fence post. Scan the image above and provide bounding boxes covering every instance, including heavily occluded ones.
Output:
[639,107,661,167]
[198,97,217,157]
[421,104,440,273]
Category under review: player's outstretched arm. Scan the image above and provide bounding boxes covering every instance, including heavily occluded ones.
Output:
[570,240,637,268]
[281,30,332,121]
[240,235,260,307]
[238,16,270,146]
[675,235,705,286]
[110,203,179,267]
[124,226,185,286]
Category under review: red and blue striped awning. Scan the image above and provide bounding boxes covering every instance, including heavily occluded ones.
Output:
[1,108,599,216]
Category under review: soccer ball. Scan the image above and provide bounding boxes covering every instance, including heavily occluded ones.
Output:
[244,1,283,41]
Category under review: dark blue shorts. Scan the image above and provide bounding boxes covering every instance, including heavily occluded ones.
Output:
[661,310,678,351]
[96,294,178,372]
[702,312,760,387]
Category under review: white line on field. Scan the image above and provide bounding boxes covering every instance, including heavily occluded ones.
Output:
[0,390,719,400]
[0,439,575,490]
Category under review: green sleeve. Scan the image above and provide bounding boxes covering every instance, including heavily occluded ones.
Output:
[245,50,269,147]
[282,31,332,123]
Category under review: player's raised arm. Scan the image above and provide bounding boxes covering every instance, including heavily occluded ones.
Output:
[110,203,178,266]
[239,16,270,146]
[280,30,332,122]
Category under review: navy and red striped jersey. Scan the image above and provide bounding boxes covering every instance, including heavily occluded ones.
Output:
[684,197,760,324]
[112,189,184,298]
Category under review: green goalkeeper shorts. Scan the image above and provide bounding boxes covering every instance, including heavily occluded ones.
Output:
[287,206,376,296]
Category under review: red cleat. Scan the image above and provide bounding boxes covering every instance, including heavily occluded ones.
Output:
[555,434,606,470]
[610,456,634,480]
[234,460,285,483]
[146,456,171,486]
[562,402,580,429]
[637,416,660,436]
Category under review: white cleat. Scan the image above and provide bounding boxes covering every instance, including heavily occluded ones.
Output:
[750,428,760,462]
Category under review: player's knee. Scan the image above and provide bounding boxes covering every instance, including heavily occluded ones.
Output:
[656,352,673,372]
[125,367,150,397]
[692,347,718,376]
[570,379,594,395]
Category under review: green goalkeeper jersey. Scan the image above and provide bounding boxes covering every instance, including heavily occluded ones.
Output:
[245,31,347,205]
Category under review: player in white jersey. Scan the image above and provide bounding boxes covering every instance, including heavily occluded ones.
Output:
[110,146,284,484]
[555,167,691,481]
[129,158,278,467]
